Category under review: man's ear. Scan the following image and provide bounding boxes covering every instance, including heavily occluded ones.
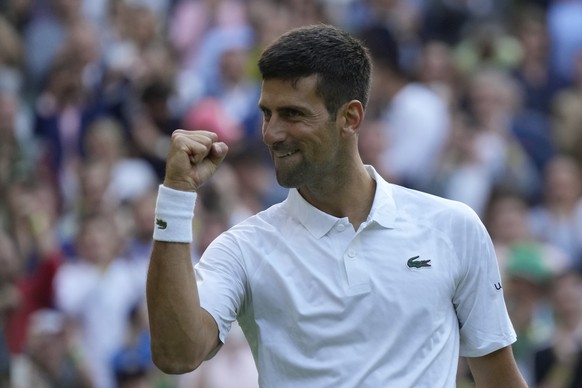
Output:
[338,100,364,138]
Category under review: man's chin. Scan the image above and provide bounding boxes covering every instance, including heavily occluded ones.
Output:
[275,169,303,189]
[275,176,297,189]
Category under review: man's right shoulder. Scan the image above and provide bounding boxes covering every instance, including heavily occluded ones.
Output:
[224,202,290,238]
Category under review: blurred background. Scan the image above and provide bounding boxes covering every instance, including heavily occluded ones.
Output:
[0,0,581,387]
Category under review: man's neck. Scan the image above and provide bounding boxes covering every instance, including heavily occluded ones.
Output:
[298,163,376,230]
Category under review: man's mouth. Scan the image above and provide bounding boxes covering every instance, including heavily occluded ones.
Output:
[275,150,299,158]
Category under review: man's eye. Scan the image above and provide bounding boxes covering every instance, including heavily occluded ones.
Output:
[283,110,301,118]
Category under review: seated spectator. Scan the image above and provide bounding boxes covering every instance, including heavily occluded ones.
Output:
[2,181,64,355]
[483,187,569,384]
[503,243,557,385]
[10,308,92,388]
[111,302,160,388]
[83,116,158,205]
[484,186,570,273]
[510,4,566,115]
[534,271,582,388]
[529,155,582,269]
[428,111,492,216]
[551,49,582,167]
[465,68,546,201]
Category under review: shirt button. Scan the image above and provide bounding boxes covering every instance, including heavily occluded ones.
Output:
[336,224,346,232]
[347,249,356,258]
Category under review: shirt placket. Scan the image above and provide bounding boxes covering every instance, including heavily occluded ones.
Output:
[342,226,371,296]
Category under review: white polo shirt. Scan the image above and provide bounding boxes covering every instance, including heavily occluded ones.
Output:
[196,166,516,388]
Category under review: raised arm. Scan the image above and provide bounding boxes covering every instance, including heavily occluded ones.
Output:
[146,130,228,374]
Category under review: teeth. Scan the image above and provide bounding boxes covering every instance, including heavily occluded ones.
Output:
[277,150,296,158]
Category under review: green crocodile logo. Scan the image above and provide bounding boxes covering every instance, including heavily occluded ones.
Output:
[156,218,167,230]
[407,256,431,269]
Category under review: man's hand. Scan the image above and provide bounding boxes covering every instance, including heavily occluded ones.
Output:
[163,130,229,192]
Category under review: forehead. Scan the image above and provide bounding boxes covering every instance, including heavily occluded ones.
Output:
[259,75,323,109]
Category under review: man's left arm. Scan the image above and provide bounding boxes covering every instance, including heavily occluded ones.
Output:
[466,346,528,387]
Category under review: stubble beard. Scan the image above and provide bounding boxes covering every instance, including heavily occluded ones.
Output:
[274,156,311,188]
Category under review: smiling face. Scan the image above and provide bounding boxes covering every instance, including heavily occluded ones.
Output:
[259,75,344,189]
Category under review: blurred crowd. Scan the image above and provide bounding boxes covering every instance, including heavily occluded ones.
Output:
[0,0,581,387]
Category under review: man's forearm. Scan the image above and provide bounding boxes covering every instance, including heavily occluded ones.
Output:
[467,347,528,388]
[146,241,218,374]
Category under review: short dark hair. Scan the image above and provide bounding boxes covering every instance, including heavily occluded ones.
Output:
[258,24,372,117]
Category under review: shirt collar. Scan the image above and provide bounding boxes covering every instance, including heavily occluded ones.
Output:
[284,165,396,239]
[366,165,396,229]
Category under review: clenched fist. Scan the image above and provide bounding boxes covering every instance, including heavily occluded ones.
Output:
[163,130,229,192]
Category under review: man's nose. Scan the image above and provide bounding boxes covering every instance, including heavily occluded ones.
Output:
[262,118,286,146]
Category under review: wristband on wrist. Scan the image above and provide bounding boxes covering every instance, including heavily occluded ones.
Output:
[153,184,197,243]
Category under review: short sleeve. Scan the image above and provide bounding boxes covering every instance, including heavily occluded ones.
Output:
[452,207,517,357]
[195,232,247,344]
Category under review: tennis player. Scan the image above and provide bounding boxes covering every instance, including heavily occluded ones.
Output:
[146,24,527,387]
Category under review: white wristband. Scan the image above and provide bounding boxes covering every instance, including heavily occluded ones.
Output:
[153,185,197,243]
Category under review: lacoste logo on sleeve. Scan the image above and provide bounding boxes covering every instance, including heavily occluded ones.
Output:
[407,255,431,269]
[156,218,167,230]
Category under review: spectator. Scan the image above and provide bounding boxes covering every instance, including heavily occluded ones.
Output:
[510,4,567,115]
[482,187,570,384]
[428,111,492,216]
[22,0,85,91]
[483,186,570,273]
[551,48,582,167]
[2,181,64,355]
[199,42,262,141]
[0,231,21,386]
[534,271,582,387]
[420,0,473,45]
[130,78,180,180]
[83,116,158,205]
[122,189,158,292]
[464,67,545,200]
[57,159,117,244]
[0,90,33,204]
[503,245,557,385]
[0,14,25,77]
[33,53,106,207]
[529,155,582,269]
[546,0,582,84]
[2,1,582,386]
[0,0,33,32]
[54,213,143,388]
[417,40,462,109]
[360,24,451,191]
[11,308,92,388]
[169,0,252,114]
[111,302,164,388]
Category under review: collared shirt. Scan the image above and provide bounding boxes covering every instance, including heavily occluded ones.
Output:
[196,166,516,388]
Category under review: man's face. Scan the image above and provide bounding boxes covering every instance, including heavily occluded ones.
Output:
[259,75,341,188]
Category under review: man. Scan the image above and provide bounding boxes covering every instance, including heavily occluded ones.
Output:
[146,24,527,387]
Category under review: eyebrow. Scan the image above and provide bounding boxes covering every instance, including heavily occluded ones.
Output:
[258,103,309,114]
